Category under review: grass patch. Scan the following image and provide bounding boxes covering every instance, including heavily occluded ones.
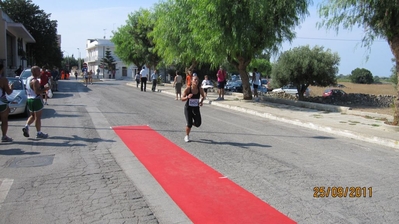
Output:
[348,120,360,124]
[371,124,380,127]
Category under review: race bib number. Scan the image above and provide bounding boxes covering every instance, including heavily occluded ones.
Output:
[189,98,199,107]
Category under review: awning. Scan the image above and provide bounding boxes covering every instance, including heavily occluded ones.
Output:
[7,22,35,43]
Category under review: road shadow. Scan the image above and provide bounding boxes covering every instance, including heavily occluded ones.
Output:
[0,148,40,156]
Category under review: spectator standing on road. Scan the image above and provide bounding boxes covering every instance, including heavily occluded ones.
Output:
[201,75,212,99]
[252,67,261,99]
[74,71,78,80]
[173,70,182,100]
[96,68,100,79]
[216,66,227,100]
[151,69,158,92]
[185,69,193,88]
[140,66,148,92]
[88,70,93,84]
[0,64,14,142]
[135,72,140,88]
[51,67,60,92]
[22,66,49,139]
[40,66,51,105]
[182,75,205,142]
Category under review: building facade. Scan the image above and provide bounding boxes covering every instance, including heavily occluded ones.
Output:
[0,9,35,77]
[85,38,141,79]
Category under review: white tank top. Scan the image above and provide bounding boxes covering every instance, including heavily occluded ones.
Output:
[26,77,40,99]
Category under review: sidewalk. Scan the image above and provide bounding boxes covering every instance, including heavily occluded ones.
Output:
[129,82,399,149]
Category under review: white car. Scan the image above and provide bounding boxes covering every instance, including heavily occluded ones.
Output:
[17,68,32,86]
[7,77,29,117]
[272,84,310,97]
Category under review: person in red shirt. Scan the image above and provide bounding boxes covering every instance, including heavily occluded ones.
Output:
[40,66,51,105]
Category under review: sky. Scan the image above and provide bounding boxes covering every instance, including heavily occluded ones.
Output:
[32,0,394,77]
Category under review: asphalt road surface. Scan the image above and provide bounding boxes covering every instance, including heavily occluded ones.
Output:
[1,79,398,224]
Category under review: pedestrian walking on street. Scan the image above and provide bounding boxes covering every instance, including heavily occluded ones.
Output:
[22,66,49,139]
[74,71,78,80]
[140,66,148,92]
[135,72,140,88]
[173,70,182,100]
[40,66,51,105]
[151,69,158,92]
[182,75,205,142]
[0,64,14,142]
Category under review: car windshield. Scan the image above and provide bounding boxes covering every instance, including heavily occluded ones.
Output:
[19,70,32,79]
[8,79,23,90]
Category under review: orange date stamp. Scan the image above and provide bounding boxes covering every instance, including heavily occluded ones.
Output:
[313,186,373,198]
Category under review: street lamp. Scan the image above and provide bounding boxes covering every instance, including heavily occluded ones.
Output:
[77,48,81,74]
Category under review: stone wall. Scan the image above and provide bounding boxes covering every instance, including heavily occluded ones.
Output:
[267,92,397,108]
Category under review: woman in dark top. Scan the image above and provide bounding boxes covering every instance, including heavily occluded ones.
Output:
[181,75,205,142]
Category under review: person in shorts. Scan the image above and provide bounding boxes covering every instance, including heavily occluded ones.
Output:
[252,67,261,99]
[216,66,226,100]
[22,66,49,139]
[0,64,14,142]
[173,70,182,100]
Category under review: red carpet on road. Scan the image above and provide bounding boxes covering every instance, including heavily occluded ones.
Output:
[113,125,295,224]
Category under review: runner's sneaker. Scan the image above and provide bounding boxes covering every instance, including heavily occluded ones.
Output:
[22,127,29,137]
[36,132,48,139]
[1,136,13,142]
[184,135,190,142]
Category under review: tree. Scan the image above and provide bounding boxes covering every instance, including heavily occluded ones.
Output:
[318,0,399,124]
[0,0,62,68]
[183,0,309,99]
[248,58,272,79]
[271,45,340,100]
[100,48,116,73]
[350,68,373,84]
[112,9,160,71]
[151,1,208,72]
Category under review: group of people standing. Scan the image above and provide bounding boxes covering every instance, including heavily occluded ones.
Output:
[1,65,52,143]
[135,66,158,92]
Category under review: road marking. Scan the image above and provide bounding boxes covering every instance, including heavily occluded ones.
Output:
[0,179,14,210]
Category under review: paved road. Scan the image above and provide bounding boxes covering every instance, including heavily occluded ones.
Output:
[0,78,398,224]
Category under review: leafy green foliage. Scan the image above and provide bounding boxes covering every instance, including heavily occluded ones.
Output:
[248,58,272,78]
[112,9,160,70]
[100,49,116,71]
[350,68,374,84]
[318,0,399,124]
[0,0,62,68]
[271,45,340,99]
[151,0,310,99]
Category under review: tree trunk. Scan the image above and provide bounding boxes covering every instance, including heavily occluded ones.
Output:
[234,57,252,100]
[388,36,399,125]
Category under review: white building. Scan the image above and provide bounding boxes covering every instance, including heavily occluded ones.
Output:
[85,38,140,79]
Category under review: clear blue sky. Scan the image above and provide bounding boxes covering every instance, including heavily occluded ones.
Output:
[33,0,393,77]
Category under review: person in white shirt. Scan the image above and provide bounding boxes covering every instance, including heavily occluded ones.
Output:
[140,67,147,92]
[252,68,261,99]
[151,69,158,92]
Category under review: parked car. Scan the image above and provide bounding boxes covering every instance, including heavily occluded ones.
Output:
[17,68,32,86]
[225,80,243,92]
[272,84,310,97]
[322,89,347,98]
[7,77,29,117]
[250,79,268,94]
